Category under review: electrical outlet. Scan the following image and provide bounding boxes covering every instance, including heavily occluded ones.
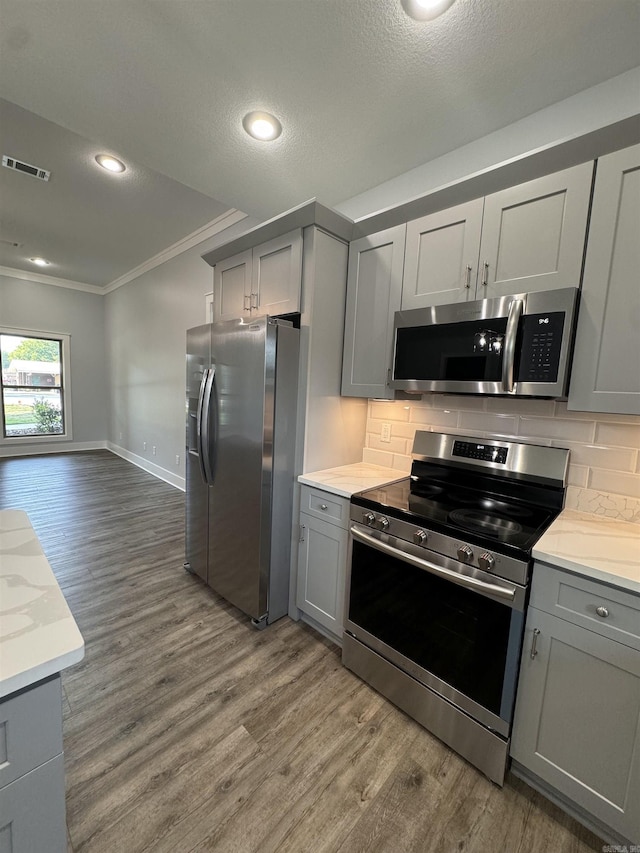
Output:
[152,445,157,456]
[175,454,180,466]
[381,422,392,443]
[143,441,147,451]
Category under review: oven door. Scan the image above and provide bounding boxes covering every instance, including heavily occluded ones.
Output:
[344,523,527,737]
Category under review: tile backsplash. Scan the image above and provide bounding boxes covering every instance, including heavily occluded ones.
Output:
[363,396,640,523]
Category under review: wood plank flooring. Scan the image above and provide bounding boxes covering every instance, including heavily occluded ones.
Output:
[0,450,605,853]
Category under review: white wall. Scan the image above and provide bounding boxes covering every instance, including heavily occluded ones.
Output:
[0,272,107,455]
[104,216,257,487]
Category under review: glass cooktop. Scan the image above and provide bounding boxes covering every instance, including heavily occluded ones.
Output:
[351,474,560,556]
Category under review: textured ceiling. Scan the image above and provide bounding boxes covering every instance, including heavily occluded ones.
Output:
[0,0,639,288]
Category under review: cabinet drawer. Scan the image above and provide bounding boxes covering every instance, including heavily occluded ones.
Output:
[300,485,349,528]
[531,562,640,651]
[0,676,63,790]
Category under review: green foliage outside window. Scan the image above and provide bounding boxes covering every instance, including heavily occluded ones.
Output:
[33,398,63,434]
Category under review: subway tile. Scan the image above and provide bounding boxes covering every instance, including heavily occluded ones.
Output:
[595,421,640,448]
[556,402,640,423]
[409,407,459,428]
[386,422,419,440]
[391,453,412,473]
[554,441,637,472]
[509,433,553,446]
[567,464,588,488]
[367,434,408,454]
[431,394,486,412]
[517,416,595,443]
[362,447,394,468]
[486,397,555,416]
[588,468,640,499]
[369,401,410,422]
[459,411,519,435]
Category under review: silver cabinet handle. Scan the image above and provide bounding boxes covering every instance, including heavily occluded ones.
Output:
[481,261,489,286]
[299,524,305,542]
[464,265,472,288]
[320,503,328,510]
[250,292,259,310]
[501,298,523,393]
[244,293,251,311]
[596,605,609,618]
[530,627,541,660]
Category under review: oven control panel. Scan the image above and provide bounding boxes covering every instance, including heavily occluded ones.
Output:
[452,440,508,464]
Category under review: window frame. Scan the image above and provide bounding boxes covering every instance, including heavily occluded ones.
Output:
[0,327,73,445]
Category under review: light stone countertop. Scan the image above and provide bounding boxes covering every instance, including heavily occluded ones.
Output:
[533,509,640,595]
[0,509,85,699]
[298,462,407,498]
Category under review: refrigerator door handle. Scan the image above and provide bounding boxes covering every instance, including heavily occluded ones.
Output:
[201,366,217,485]
[196,368,210,484]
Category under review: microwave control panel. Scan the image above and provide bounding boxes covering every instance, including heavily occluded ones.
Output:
[516,311,565,383]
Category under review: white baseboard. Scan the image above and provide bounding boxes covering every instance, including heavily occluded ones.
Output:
[0,439,108,457]
[107,443,185,491]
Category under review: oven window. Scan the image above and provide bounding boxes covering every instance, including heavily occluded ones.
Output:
[394,318,508,382]
[348,540,513,717]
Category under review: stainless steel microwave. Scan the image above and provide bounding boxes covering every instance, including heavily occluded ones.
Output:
[390,287,579,398]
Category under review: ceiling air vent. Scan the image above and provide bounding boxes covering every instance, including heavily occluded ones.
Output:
[2,154,51,181]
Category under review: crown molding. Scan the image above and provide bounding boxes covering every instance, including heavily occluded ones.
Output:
[0,266,102,293]
[102,208,249,294]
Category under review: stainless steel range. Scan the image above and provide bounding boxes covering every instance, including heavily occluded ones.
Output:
[343,430,569,785]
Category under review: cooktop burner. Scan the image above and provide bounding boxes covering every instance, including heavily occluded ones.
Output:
[448,508,524,539]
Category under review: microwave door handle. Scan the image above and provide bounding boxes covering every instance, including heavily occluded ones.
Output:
[502,298,524,393]
[350,526,516,602]
[200,366,216,485]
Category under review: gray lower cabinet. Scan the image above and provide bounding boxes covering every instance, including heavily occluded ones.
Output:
[0,675,67,853]
[296,486,349,641]
[568,143,640,415]
[341,224,406,399]
[511,564,640,844]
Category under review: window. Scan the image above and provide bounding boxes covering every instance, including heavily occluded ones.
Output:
[0,329,72,443]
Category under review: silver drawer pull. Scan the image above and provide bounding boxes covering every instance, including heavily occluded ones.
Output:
[595,605,609,618]
[320,504,328,510]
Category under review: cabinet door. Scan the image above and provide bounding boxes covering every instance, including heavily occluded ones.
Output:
[0,754,67,853]
[213,249,252,321]
[252,229,302,316]
[568,144,640,415]
[401,199,484,309]
[478,162,593,298]
[511,607,640,843]
[297,513,348,639]
[341,224,406,399]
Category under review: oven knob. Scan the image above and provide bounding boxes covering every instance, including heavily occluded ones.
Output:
[363,512,376,527]
[478,552,495,572]
[457,544,474,562]
[377,516,390,531]
[413,529,428,546]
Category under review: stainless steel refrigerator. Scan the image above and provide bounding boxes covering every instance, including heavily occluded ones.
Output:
[184,316,299,627]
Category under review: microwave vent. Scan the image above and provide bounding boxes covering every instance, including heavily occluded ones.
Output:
[2,154,51,181]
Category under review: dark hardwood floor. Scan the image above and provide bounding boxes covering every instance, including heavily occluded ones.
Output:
[0,450,604,853]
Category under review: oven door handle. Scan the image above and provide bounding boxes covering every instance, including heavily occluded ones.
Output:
[350,526,516,602]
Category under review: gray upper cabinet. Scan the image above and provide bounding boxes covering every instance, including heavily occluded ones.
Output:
[213,249,252,321]
[213,230,302,321]
[478,162,594,298]
[341,224,406,399]
[401,199,484,309]
[568,144,640,415]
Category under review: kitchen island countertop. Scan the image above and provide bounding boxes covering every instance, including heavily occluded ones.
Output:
[533,509,640,595]
[298,462,406,498]
[0,509,84,698]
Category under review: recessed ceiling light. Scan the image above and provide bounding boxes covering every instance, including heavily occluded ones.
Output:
[95,154,126,173]
[30,257,50,267]
[402,0,456,21]
[242,111,282,141]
